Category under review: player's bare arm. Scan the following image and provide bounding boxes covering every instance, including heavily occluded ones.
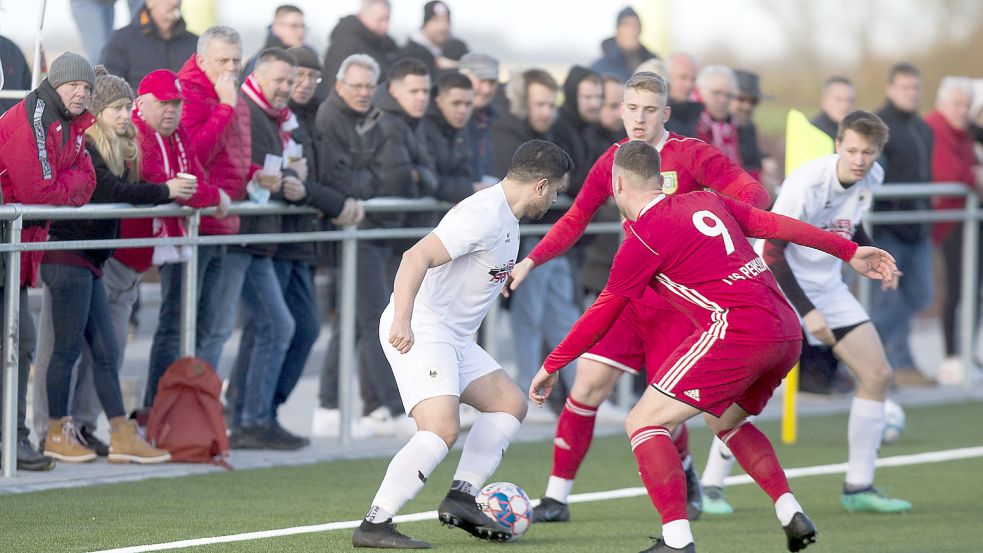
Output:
[389,233,452,354]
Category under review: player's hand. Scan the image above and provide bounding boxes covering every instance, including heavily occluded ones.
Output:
[389,318,414,354]
[529,367,558,406]
[803,309,835,346]
[881,269,902,291]
[848,246,898,283]
[503,258,535,298]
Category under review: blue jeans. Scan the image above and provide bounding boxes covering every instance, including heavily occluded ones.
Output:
[214,251,295,428]
[41,263,125,420]
[510,239,579,393]
[869,234,934,369]
[232,259,320,422]
[70,0,142,62]
[145,244,226,407]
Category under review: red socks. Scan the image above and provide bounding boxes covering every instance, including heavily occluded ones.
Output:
[719,422,791,502]
[551,397,598,479]
[630,425,688,524]
[672,422,690,462]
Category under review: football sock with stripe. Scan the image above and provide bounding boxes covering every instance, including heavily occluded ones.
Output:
[718,421,791,502]
[366,430,448,522]
[547,397,598,500]
[453,412,521,492]
[630,425,693,547]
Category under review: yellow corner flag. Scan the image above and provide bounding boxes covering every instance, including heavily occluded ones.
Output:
[784,109,835,177]
[182,0,218,36]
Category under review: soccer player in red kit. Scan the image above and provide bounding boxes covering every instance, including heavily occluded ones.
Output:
[529,141,898,553]
[507,71,770,522]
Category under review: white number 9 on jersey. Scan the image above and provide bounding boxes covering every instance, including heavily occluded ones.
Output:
[692,210,735,254]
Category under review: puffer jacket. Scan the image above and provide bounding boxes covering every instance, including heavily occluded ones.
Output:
[315,90,384,202]
[177,54,252,236]
[0,79,97,286]
[322,15,398,90]
[419,102,474,203]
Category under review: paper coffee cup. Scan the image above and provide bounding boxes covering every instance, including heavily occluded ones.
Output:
[176,172,198,183]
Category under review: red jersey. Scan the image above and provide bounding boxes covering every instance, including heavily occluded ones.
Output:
[527,132,770,266]
[543,192,858,373]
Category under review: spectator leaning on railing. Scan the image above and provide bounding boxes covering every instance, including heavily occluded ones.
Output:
[0,52,99,472]
[420,71,479,203]
[145,25,250,408]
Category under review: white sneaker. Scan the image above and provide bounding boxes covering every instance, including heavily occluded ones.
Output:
[310,407,340,438]
[360,407,395,436]
[459,404,481,429]
[596,400,628,424]
[937,356,965,386]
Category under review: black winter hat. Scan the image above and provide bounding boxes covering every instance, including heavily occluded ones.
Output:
[423,1,450,25]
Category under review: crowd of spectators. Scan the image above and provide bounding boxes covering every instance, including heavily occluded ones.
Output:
[1,0,981,471]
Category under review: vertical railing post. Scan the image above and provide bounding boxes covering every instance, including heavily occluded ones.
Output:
[338,223,359,445]
[959,199,978,388]
[179,210,200,358]
[2,215,23,478]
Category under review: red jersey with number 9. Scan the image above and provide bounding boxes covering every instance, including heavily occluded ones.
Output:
[607,191,802,342]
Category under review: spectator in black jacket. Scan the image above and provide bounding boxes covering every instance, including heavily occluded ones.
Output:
[871,62,937,387]
[458,53,500,183]
[101,0,198,92]
[420,72,478,203]
[812,76,856,139]
[0,34,31,115]
[664,51,702,138]
[491,69,559,179]
[243,5,313,78]
[585,74,627,161]
[591,7,657,81]
[552,66,603,190]
[322,0,398,91]
[395,1,468,78]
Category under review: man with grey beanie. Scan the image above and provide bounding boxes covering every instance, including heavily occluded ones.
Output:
[458,52,500,183]
[0,51,99,472]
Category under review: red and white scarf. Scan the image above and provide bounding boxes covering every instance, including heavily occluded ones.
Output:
[241,74,298,148]
[697,111,741,165]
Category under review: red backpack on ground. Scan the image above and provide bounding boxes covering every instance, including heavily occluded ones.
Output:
[147,357,232,468]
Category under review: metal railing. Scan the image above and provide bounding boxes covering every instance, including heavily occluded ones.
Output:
[0,183,976,477]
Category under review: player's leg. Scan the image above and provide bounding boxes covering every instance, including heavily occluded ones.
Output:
[436,345,527,541]
[533,355,624,522]
[700,435,737,515]
[832,322,912,513]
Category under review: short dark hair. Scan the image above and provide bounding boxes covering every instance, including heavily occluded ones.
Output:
[437,72,473,95]
[388,58,428,83]
[887,62,920,84]
[275,4,303,17]
[523,68,559,94]
[822,75,853,92]
[837,109,890,149]
[600,73,623,87]
[613,140,662,181]
[506,140,574,184]
[255,47,297,70]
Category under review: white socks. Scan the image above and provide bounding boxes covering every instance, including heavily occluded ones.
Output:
[453,412,522,490]
[774,492,803,526]
[701,436,737,488]
[845,397,885,490]
[544,475,575,503]
[662,519,694,548]
[367,430,449,522]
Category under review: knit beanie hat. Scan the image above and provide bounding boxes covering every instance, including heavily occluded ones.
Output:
[286,46,321,71]
[48,52,96,89]
[423,1,450,25]
[90,65,135,115]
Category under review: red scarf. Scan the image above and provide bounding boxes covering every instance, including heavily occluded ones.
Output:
[696,111,741,165]
[240,74,297,148]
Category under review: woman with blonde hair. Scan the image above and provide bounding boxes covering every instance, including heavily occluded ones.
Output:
[41,66,195,464]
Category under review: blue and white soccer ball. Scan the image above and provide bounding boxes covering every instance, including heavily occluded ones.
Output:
[882,399,905,444]
[476,481,532,538]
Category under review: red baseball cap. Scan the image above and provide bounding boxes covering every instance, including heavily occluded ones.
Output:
[138,69,182,102]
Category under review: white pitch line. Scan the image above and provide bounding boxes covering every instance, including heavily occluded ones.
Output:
[88,446,983,553]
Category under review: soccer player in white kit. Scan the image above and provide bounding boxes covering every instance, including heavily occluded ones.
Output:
[698,110,912,515]
[353,140,574,549]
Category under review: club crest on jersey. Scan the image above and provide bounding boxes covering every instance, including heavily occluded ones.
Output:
[661,171,679,195]
[488,260,515,283]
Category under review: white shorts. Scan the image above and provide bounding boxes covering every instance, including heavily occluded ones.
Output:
[801,281,869,345]
[379,309,500,414]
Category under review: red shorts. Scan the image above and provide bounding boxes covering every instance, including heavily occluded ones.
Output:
[649,335,801,418]
[582,302,697,383]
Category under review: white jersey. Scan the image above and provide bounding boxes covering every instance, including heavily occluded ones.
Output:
[401,183,519,344]
[765,154,883,295]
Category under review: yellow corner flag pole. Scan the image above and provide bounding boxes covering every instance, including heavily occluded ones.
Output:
[182,0,218,36]
[781,363,799,444]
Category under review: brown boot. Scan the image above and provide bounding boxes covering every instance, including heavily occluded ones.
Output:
[44,417,97,463]
[108,417,171,464]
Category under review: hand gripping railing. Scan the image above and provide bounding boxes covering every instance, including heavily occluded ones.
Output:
[0,183,974,477]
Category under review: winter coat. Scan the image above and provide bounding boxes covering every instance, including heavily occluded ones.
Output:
[666,99,702,138]
[465,104,497,181]
[372,85,438,228]
[276,97,349,264]
[178,54,252,236]
[47,141,170,270]
[419,103,474,204]
[810,111,839,140]
[551,66,600,194]
[590,37,656,82]
[315,90,384,203]
[925,109,979,243]
[874,100,934,243]
[0,34,31,115]
[101,6,198,92]
[0,79,97,286]
[322,15,398,90]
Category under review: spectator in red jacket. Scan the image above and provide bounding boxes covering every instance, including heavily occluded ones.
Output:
[926,76,980,384]
[0,52,98,471]
[146,26,251,408]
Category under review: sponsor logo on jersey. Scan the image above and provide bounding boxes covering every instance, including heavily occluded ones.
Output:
[819,218,854,239]
[661,171,679,195]
[683,389,701,401]
[488,259,515,283]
